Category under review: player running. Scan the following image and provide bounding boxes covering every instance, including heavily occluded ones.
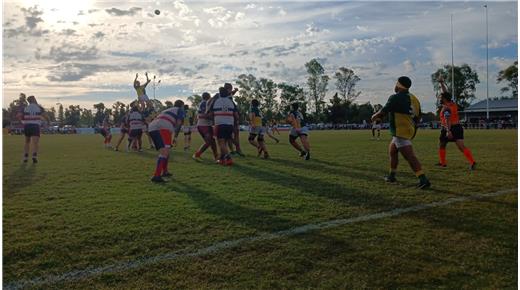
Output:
[287,103,311,160]
[182,104,195,151]
[265,120,280,143]
[372,117,382,140]
[133,73,151,111]
[371,76,430,189]
[148,100,185,182]
[248,99,269,158]
[100,117,112,148]
[209,87,239,165]
[192,92,218,161]
[17,95,45,163]
[436,77,476,170]
[128,105,145,152]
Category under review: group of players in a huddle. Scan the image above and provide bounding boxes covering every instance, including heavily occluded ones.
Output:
[17,74,476,188]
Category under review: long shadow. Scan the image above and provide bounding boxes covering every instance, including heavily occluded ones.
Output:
[231,163,416,212]
[3,164,37,195]
[311,158,387,175]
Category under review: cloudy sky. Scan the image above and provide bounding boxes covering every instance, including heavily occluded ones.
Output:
[2,0,517,112]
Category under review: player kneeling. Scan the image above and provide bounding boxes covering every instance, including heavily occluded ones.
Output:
[148,100,185,182]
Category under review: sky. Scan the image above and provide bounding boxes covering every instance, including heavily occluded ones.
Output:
[2,0,518,112]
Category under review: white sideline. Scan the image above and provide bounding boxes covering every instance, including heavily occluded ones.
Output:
[5,188,516,290]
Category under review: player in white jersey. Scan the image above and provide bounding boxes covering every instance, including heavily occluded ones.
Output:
[192,92,218,161]
[17,95,45,163]
[148,100,185,182]
[209,87,239,166]
[127,105,145,152]
[100,117,113,148]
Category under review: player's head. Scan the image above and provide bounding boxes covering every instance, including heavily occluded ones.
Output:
[174,99,184,108]
[134,80,140,86]
[27,95,37,104]
[439,92,452,104]
[202,92,211,100]
[184,104,189,110]
[394,76,412,93]
[251,99,259,108]
[19,93,26,99]
[291,102,299,111]
[224,83,233,93]
[219,87,227,97]
[131,104,139,112]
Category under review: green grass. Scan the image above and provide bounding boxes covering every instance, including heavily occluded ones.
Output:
[3,129,517,289]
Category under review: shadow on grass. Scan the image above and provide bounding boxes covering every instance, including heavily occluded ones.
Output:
[3,164,37,195]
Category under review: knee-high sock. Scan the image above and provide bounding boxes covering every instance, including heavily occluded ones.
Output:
[463,148,475,164]
[154,156,167,177]
[163,155,169,173]
[439,148,447,165]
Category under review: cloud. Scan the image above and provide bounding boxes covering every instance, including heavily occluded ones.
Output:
[403,59,415,73]
[4,6,49,38]
[105,7,142,17]
[47,63,101,82]
[36,44,99,63]
[93,31,105,39]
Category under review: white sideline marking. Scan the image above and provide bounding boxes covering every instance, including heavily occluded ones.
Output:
[5,188,516,290]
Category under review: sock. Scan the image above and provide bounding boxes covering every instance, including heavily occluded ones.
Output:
[389,169,397,178]
[24,153,29,158]
[154,156,167,177]
[439,148,447,165]
[32,152,37,158]
[236,144,241,152]
[463,148,475,164]
[163,156,169,173]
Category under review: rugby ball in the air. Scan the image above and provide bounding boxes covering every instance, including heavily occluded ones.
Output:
[154,9,160,15]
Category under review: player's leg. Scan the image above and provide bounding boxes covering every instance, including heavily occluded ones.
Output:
[385,141,399,182]
[300,134,311,160]
[453,125,476,169]
[232,127,244,156]
[115,132,125,151]
[31,136,40,163]
[437,129,448,167]
[266,130,279,143]
[258,133,269,158]
[372,128,376,139]
[398,143,430,189]
[194,126,210,160]
[289,133,305,156]
[377,128,381,139]
[23,135,31,162]
[248,132,259,148]
[137,130,143,151]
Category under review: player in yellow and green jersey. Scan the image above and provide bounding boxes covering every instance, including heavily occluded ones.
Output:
[371,76,430,189]
[248,99,269,159]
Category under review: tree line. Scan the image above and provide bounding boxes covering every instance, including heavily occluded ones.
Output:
[3,59,516,128]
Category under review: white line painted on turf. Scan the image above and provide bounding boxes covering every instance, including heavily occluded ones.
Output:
[5,188,516,290]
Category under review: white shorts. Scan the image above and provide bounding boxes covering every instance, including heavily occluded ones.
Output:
[391,136,412,149]
[182,126,192,134]
[138,94,149,101]
[290,126,309,137]
[249,126,266,135]
[372,125,381,130]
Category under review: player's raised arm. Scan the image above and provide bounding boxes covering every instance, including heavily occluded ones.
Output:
[438,76,448,94]
[144,72,151,86]
[134,73,139,88]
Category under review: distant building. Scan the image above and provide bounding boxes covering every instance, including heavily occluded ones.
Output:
[461,99,517,123]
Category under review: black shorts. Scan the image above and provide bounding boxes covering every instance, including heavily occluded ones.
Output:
[129,129,143,138]
[215,124,234,140]
[100,129,110,137]
[440,124,464,143]
[121,128,128,134]
[24,124,40,137]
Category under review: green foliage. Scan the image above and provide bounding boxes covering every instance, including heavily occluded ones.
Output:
[187,95,203,110]
[497,61,518,99]
[431,64,480,110]
[305,59,329,119]
[334,67,361,102]
[64,105,81,126]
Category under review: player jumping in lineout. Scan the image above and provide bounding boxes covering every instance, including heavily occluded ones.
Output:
[133,73,151,111]
[436,77,476,170]
[371,76,430,189]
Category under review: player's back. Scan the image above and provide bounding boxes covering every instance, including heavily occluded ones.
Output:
[22,104,43,125]
[212,97,236,125]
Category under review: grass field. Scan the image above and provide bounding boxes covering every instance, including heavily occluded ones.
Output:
[3,129,517,289]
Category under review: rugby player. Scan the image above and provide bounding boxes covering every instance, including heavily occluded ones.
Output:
[114,113,129,151]
[192,92,218,161]
[248,99,269,158]
[372,117,382,140]
[224,83,244,157]
[100,117,112,148]
[436,77,476,170]
[133,72,151,111]
[371,76,430,189]
[148,100,185,182]
[209,87,239,165]
[128,105,145,152]
[182,104,195,151]
[287,103,311,160]
[18,95,45,163]
[266,120,280,143]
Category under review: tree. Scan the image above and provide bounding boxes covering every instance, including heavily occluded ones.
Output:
[58,104,64,126]
[431,64,480,110]
[305,58,328,119]
[64,105,81,126]
[334,67,361,102]
[93,102,106,125]
[278,82,306,115]
[236,74,260,123]
[256,78,278,120]
[112,101,127,125]
[164,101,174,108]
[326,93,348,124]
[497,61,518,99]
[79,108,94,127]
[187,95,202,110]
[45,107,56,122]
